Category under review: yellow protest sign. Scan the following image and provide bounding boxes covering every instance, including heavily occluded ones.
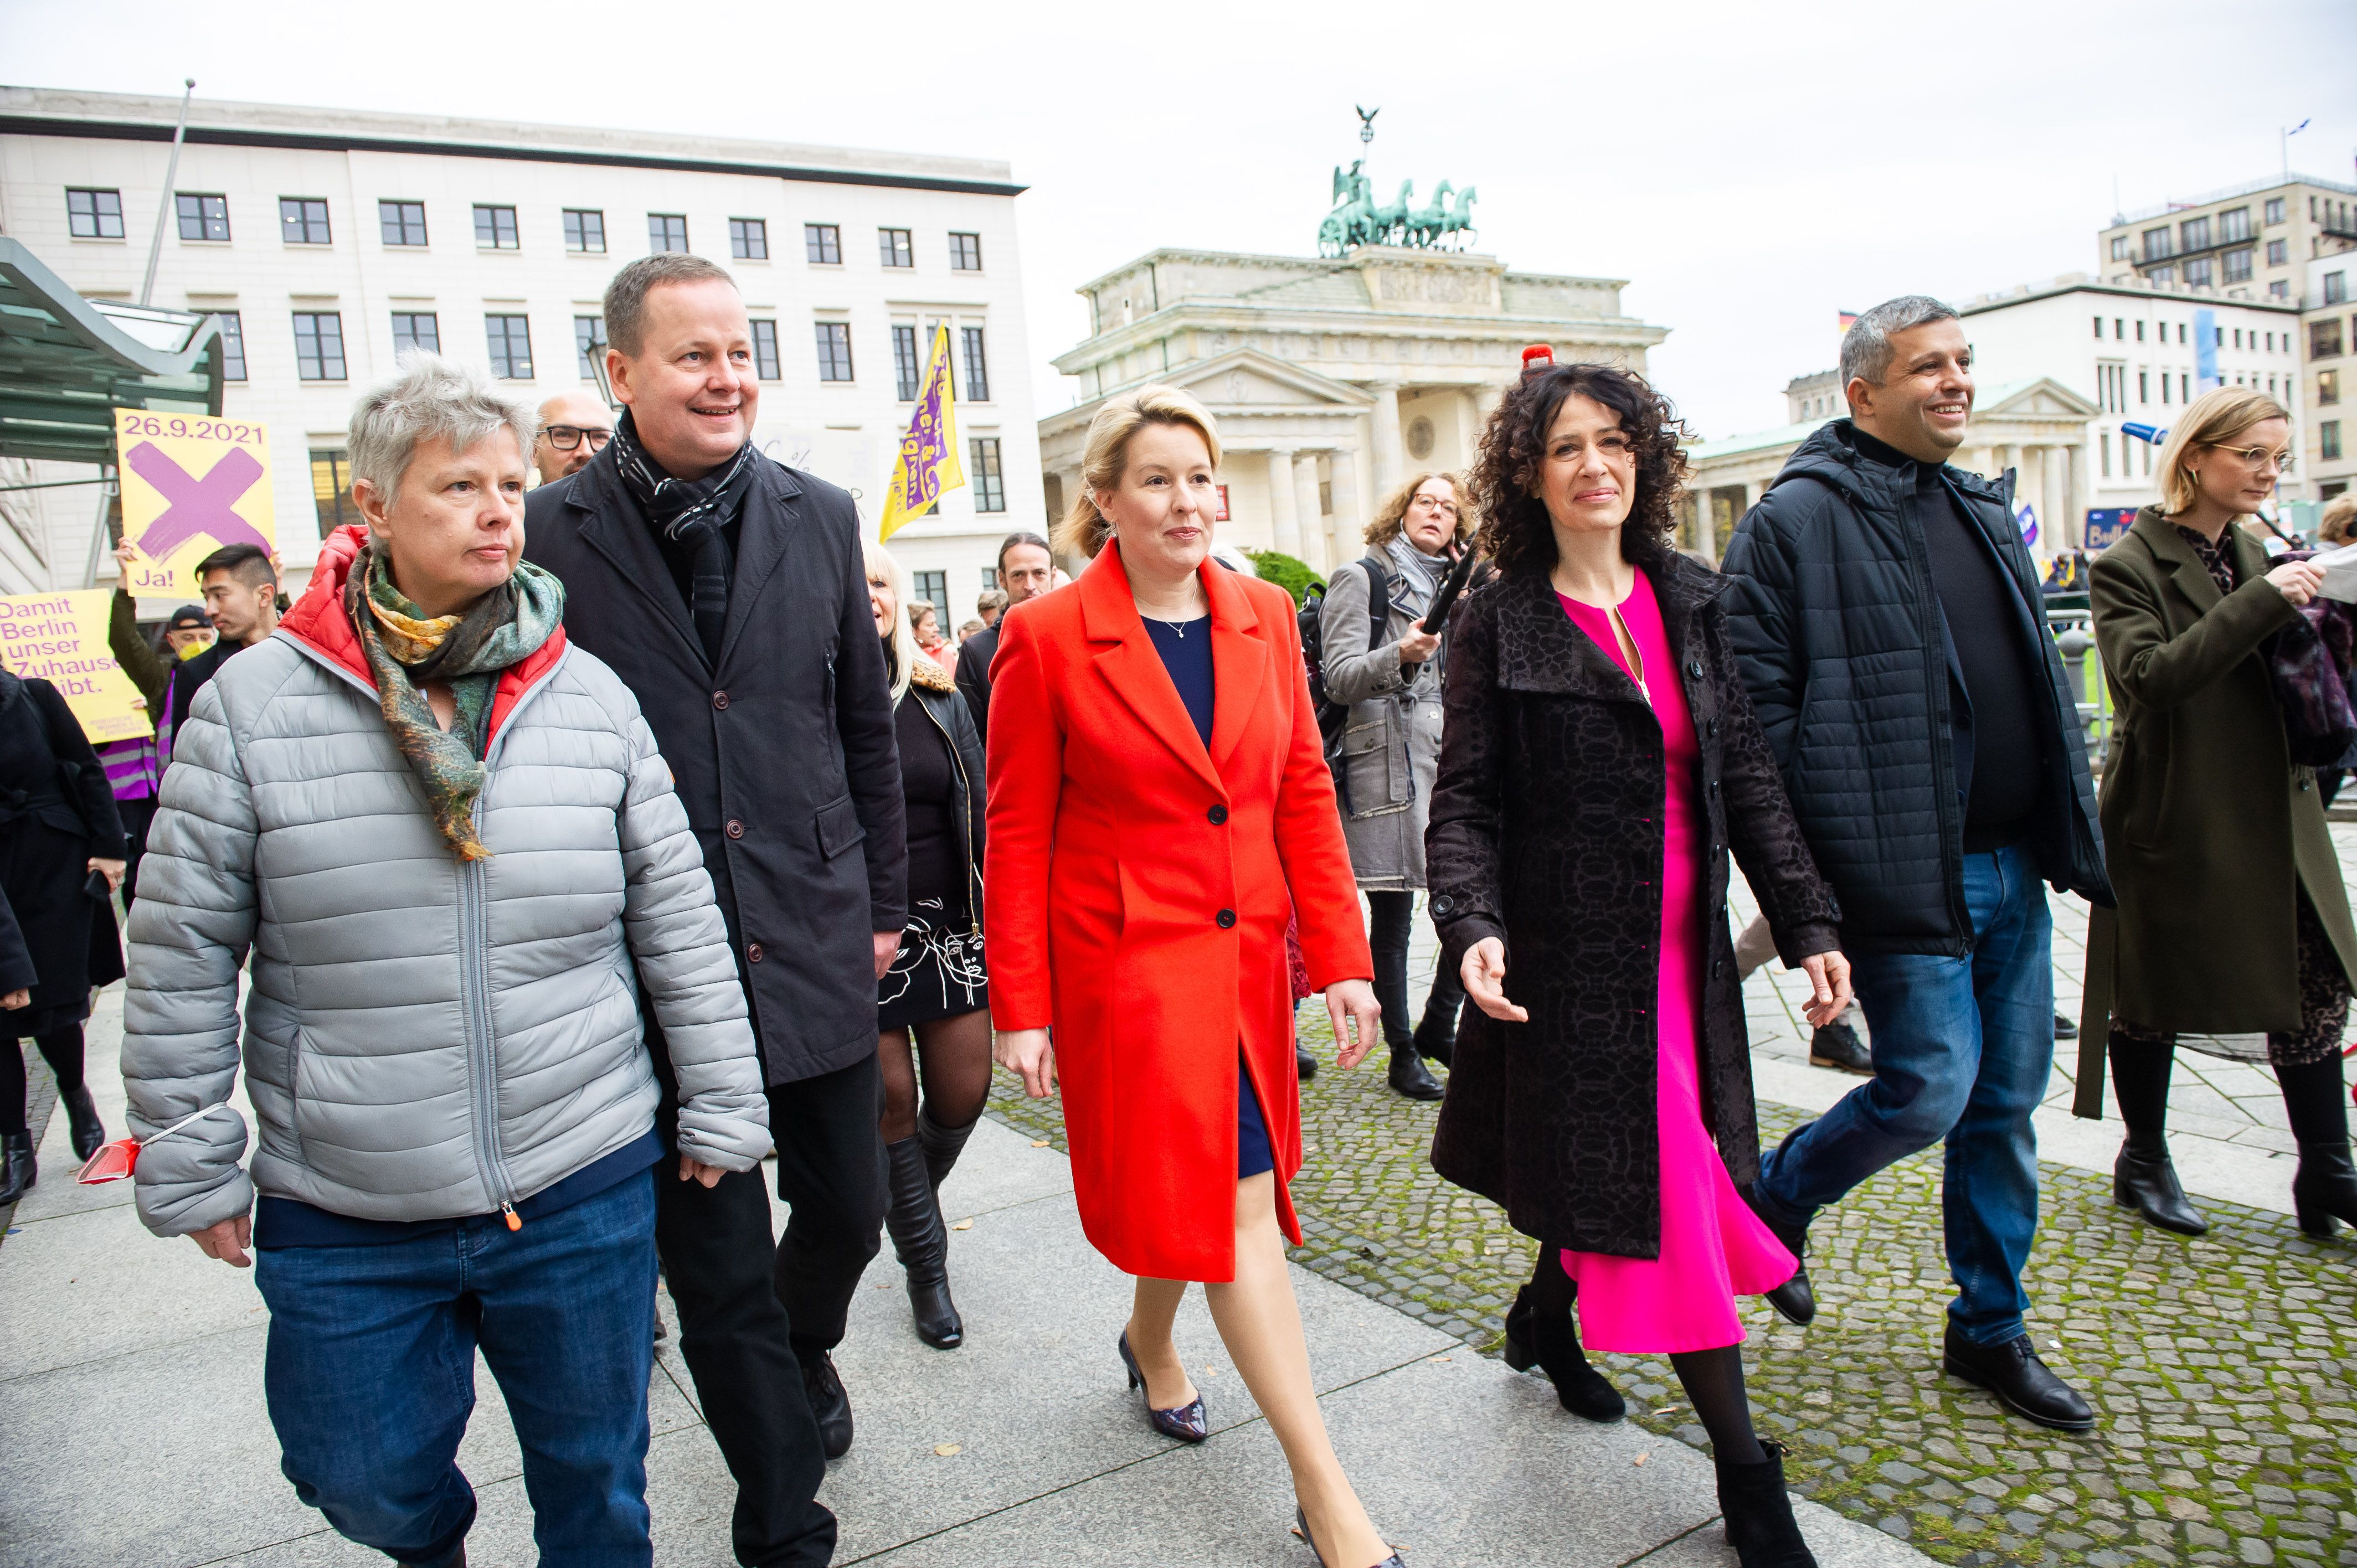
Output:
[112,408,275,600]
[0,591,151,743]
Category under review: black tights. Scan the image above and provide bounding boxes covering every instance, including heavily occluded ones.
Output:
[1526,1245,1765,1464]
[1,1027,88,1138]
[2111,1036,2351,1152]
[876,1009,992,1144]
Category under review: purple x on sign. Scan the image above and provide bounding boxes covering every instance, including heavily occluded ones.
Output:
[125,441,271,559]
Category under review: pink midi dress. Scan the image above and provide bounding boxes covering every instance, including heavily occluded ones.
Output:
[1552,571,1797,1354]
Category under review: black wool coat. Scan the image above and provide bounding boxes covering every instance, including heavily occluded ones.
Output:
[526,450,907,1086]
[0,673,126,1030]
[1425,551,1841,1258]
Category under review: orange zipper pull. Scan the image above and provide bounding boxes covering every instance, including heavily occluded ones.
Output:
[501,1201,521,1232]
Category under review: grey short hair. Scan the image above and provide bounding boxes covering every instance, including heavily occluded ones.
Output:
[349,352,537,506]
[1839,296,1960,391]
[605,253,737,357]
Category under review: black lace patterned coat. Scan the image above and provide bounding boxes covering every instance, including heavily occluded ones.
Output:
[1425,549,1842,1259]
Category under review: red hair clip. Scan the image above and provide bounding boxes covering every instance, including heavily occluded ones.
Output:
[1521,345,1555,373]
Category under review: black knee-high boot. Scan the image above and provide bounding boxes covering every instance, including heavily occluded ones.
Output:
[2108,1035,2205,1235]
[914,1104,977,1194]
[882,1137,963,1349]
[2278,1056,2357,1237]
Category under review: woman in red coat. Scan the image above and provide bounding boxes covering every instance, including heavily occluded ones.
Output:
[987,385,1402,1568]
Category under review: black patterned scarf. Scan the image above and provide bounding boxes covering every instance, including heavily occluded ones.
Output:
[346,544,565,860]
[608,408,759,666]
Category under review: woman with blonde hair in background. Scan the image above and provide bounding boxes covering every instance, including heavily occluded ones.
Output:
[987,385,1406,1566]
[2078,386,2357,1240]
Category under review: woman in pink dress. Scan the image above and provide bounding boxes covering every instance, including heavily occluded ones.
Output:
[1428,357,1852,1568]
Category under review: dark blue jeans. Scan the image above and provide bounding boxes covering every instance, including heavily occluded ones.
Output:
[254,1168,659,1567]
[1754,845,2053,1347]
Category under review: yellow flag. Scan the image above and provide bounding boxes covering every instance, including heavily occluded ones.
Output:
[879,324,964,541]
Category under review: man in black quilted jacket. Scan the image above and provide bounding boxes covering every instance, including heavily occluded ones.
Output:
[1719,296,2112,1433]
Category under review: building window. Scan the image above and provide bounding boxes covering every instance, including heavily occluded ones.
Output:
[892,324,920,399]
[2180,215,2211,252]
[2184,256,2214,287]
[750,319,780,380]
[2220,207,2251,243]
[2150,265,2176,285]
[2223,248,2252,283]
[574,316,606,378]
[2100,431,2112,478]
[912,570,948,625]
[961,326,990,403]
[2315,319,2346,359]
[2109,235,2129,261]
[729,218,769,260]
[2160,370,2172,404]
[215,311,246,381]
[280,198,332,244]
[2326,372,2345,408]
[2091,314,2102,339]
[391,312,440,355]
[175,193,229,241]
[2273,280,2289,298]
[2178,322,2188,343]
[564,209,606,254]
[2142,226,2174,262]
[2266,197,2286,225]
[2327,272,2349,306]
[292,312,347,380]
[805,223,841,264]
[2180,373,2190,401]
[2268,239,2288,267]
[2326,422,2345,462]
[970,437,1005,512]
[648,213,689,253]
[66,187,125,238]
[2138,370,2149,404]
[949,231,982,271]
[814,321,853,382]
[379,200,428,246]
[312,448,356,540]
[472,204,519,249]
[2135,320,2146,341]
[484,314,533,379]
[878,228,913,268]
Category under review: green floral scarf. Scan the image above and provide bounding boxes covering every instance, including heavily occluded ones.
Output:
[345,544,565,860]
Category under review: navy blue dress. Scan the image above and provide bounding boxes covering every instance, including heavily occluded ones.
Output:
[1144,615,1274,1180]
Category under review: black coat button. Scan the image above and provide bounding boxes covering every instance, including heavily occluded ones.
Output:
[1686,659,1704,679]
[1707,779,1721,797]
[747,942,764,963]
[1712,958,1725,979]
[1208,804,1229,825]
[726,819,745,839]
[1216,909,1237,929]
[712,690,730,710]
[1706,719,1719,738]
[1432,895,1453,915]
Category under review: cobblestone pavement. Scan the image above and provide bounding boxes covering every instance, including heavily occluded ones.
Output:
[987,984,2357,1568]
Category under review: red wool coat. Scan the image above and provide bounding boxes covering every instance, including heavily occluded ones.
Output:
[984,544,1372,1282]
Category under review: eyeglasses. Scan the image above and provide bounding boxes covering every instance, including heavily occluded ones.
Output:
[2207,442,2292,473]
[544,425,614,451]
[1408,496,1460,517]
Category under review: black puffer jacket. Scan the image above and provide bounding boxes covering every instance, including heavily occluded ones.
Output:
[1718,421,2111,957]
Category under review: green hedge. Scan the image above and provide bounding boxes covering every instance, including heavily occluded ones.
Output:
[1243,549,1318,606]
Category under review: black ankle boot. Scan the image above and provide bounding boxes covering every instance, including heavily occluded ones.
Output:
[1411,1017,1455,1068]
[0,1132,35,1206]
[1387,1041,1442,1101]
[1296,1041,1319,1081]
[1716,1442,1816,1567]
[1501,1285,1624,1421]
[883,1138,963,1349]
[59,1083,105,1163]
[2113,1143,2207,1235]
[2292,1141,2357,1239]
[913,1105,977,1194]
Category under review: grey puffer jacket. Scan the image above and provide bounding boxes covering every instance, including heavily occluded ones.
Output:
[122,584,768,1239]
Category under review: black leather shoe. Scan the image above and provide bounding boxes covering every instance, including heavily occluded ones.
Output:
[1296,1043,1318,1081]
[802,1352,854,1459]
[1501,1285,1624,1421]
[1411,1019,1455,1069]
[2114,1146,2207,1236]
[59,1083,105,1163]
[1387,1043,1443,1101]
[1118,1330,1208,1442]
[883,1138,963,1349]
[1807,1022,1871,1075]
[1942,1325,2094,1430]
[1746,1125,1817,1326]
[1716,1441,1817,1567]
[1295,1503,1407,1567]
[0,1132,35,1206]
[2052,1012,2079,1040]
[2292,1139,2357,1237]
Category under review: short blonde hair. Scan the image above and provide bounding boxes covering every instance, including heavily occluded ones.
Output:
[2319,493,2357,545]
[862,538,918,704]
[2157,387,2292,518]
[1365,470,1476,549]
[1050,384,1222,560]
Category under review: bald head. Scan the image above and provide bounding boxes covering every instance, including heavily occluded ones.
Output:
[533,389,615,483]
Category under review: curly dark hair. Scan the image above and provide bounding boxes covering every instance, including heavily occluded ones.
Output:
[1468,362,1691,580]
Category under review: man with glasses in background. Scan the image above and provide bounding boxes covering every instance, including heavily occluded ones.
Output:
[534,389,615,486]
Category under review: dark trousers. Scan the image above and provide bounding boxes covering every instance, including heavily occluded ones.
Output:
[1367,890,1466,1048]
[648,1030,841,1568]
[766,1052,888,1358]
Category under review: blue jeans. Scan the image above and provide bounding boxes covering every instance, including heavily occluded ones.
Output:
[254,1169,659,1567]
[1754,845,2053,1347]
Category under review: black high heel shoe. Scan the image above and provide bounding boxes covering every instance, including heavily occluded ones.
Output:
[1295,1503,1407,1567]
[1501,1285,1624,1421]
[1116,1330,1208,1442]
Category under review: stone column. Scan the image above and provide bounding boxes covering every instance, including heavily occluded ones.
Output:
[1295,453,1329,573]
[1368,382,1406,497]
[2066,438,2091,550]
[1692,488,1718,559]
[1328,447,1363,563]
[1266,448,1301,559]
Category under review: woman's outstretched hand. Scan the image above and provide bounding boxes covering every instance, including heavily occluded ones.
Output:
[1460,936,1527,1023]
[995,1028,1057,1098]
[1324,978,1383,1069]
[1799,950,1854,1029]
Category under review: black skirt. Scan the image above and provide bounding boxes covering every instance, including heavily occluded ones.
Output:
[877,898,988,1030]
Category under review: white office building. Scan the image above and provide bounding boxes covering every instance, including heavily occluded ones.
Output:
[0,85,1042,623]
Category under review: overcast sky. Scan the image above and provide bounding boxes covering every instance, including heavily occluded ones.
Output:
[7,0,2354,439]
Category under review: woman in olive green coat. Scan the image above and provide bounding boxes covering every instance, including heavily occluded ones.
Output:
[2078,387,2357,1242]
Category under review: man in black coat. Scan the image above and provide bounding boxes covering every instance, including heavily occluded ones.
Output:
[526,254,905,1567]
[1720,296,2112,1435]
[951,529,1054,746]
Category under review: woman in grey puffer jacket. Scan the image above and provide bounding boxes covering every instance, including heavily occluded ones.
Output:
[119,355,768,1567]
